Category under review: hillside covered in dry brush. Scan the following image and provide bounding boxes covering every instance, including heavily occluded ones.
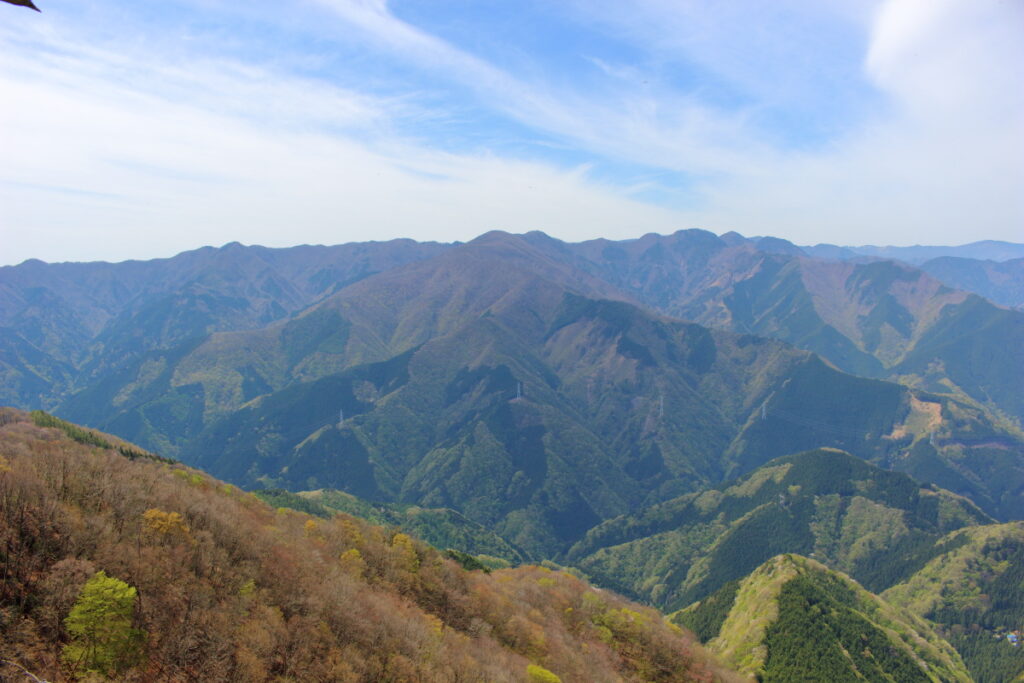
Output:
[0,408,740,682]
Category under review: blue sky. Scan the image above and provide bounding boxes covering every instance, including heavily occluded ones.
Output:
[1,0,1021,264]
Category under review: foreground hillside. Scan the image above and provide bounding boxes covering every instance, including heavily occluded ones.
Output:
[671,554,971,682]
[254,487,528,564]
[0,408,738,682]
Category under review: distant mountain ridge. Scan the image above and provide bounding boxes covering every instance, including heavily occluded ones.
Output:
[801,240,1024,265]
[918,256,1024,310]
[519,230,1024,427]
[0,239,448,408]
[5,231,1021,422]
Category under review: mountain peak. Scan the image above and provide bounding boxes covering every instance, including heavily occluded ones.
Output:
[754,235,805,256]
[718,231,747,246]
[468,229,520,244]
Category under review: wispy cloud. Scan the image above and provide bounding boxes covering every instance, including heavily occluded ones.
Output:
[312,0,778,176]
[0,0,1020,264]
[693,0,1024,244]
[0,15,682,264]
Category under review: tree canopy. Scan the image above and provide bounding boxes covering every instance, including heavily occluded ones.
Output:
[63,571,144,677]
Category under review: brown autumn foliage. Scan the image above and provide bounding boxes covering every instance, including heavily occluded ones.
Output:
[0,408,744,682]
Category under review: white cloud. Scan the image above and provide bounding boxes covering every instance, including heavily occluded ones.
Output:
[866,0,1024,126]
[559,0,1022,245]
[0,21,683,264]
[0,0,1020,263]
[692,0,1024,245]
[311,0,1022,245]
[311,0,775,176]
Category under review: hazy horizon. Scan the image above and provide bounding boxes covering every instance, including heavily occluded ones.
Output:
[2,0,1021,265]
[3,228,1023,268]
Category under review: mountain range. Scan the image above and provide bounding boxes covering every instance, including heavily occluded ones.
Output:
[917,257,1024,311]
[2,222,1023,681]
[800,240,1024,265]
[2,232,1023,551]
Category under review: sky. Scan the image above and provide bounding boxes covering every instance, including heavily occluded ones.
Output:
[1,0,1022,265]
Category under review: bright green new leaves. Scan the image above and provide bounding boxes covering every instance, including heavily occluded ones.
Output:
[527,663,562,683]
[63,571,144,677]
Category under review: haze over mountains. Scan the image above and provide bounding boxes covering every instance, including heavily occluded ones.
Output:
[2,229,1023,681]
[2,232,1023,534]
[800,240,1024,266]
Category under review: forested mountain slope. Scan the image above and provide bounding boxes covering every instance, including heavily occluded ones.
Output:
[0,239,448,408]
[884,522,1024,683]
[521,230,1024,426]
[567,449,992,611]
[254,487,528,564]
[918,256,1024,310]
[43,234,1023,556]
[0,408,740,682]
[1,231,1022,549]
[670,554,971,682]
[4,230,1022,427]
